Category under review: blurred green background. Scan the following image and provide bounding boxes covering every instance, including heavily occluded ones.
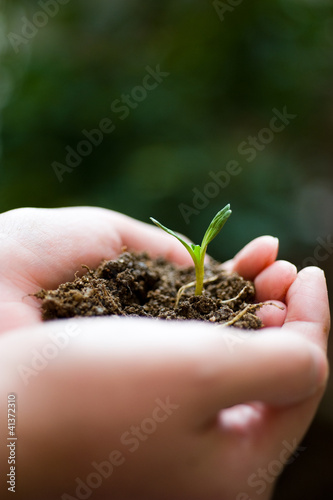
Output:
[1,0,333,497]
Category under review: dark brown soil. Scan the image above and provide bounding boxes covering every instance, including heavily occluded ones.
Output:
[36,251,263,329]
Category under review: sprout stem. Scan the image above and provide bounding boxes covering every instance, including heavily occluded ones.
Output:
[195,250,206,295]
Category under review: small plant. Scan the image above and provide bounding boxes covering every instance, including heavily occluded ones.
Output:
[150,204,232,296]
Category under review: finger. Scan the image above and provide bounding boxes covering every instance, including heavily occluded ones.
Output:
[249,269,331,469]
[4,317,328,429]
[194,329,328,426]
[256,301,287,327]
[282,267,330,350]
[229,236,279,280]
[254,260,297,302]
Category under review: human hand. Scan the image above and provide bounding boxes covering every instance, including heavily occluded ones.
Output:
[0,207,329,500]
[0,206,195,334]
[0,206,294,333]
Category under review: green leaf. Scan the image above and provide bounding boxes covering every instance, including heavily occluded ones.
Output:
[200,204,232,250]
[191,244,201,262]
[150,217,198,263]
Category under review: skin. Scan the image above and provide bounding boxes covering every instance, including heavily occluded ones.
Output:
[0,207,330,500]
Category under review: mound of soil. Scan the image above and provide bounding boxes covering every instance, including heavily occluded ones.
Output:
[36,251,262,329]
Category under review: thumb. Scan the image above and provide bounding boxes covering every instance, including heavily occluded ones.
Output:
[191,328,328,426]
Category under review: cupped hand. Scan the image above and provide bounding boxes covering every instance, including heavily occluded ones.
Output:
[0,206,195,333]
[0,207,330,500]
[0,206,294,333]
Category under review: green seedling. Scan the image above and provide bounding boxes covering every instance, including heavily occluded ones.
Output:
[150,204,232,296]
